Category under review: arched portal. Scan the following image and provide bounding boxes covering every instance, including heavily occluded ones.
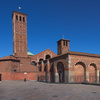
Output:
[57,62,64,83]
[74,62,86,83]
[45,54,51,59]
[50,64,55,82]
[89,63,97,83]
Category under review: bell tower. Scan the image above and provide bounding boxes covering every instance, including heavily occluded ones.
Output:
[12,11,27,57]
[57,39,70,55]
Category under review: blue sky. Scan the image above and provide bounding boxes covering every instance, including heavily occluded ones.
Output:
[0,0,100,58]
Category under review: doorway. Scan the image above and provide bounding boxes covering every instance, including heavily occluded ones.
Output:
[58,70,63,82]
[57,62,64,83]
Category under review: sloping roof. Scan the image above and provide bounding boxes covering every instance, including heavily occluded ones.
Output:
[0,55,20,62]
[27,52,34,56]
[49,51,100,60]
[68,51,100,58]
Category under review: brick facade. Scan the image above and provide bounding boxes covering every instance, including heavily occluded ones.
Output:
[0,11,100,84]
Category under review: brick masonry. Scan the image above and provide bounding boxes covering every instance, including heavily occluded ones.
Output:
[0,11,100,84]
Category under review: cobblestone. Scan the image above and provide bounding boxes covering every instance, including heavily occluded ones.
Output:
[0,81,100,100]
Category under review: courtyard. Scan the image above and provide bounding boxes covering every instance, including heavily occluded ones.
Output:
[0,81,100,100]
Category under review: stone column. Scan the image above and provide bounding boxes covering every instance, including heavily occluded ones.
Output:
[86,71,89,83]
[47,60,50,82]
[54,62,59,83]
[85,65,89,83]
[64,57,68,83]
[66,56,74,83]
[97,70,100,83]
[41,61,44,72]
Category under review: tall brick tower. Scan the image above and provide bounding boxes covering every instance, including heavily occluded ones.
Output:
[12,11,27,57]
[57,39,70,55]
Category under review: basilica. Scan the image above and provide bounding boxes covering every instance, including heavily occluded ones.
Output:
[0,11,100,83]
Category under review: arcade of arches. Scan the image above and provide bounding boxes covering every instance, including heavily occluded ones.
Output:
[48,61,98,83]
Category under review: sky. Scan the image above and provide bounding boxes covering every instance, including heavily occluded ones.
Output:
[0,0,100,58]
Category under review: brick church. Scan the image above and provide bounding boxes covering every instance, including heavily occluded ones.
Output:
[0,11,100,83]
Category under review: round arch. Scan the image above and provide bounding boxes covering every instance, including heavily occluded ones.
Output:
[13,65,18,72]
[45,54,51,59]
[31,61,37,66]
[74,61,86,83]
[57,62,65,83]
[39,58,44,62]
[89,63,97,83]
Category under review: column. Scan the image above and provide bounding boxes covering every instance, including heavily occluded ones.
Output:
[54,62,59,82]
[41,61,44,72]
[47,60,50,82]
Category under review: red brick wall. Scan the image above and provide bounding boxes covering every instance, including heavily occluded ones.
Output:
[12,11,27,57]
[29,49,57,62]
[0,71,45,81]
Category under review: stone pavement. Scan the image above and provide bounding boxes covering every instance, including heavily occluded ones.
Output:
[0,81,100,100]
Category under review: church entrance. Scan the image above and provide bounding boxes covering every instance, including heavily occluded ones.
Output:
[57,62,64,83]
[0,74,2,81]
[58,70,63,82]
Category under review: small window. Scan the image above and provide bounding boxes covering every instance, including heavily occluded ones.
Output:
[20,16,21,21]
[66,41,67,46]
[63,41,65,46]
[20,36,22,39]
[23,17,25,22]
[32,61,37,66]
[14,69,17,72]
[16,15,18,20]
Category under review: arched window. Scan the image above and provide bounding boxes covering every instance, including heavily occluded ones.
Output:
[16,15,18,20]
[66,41,67,46]
[39,58,44,62]
[63,41,65,46]
[13,65,18,72]
[14,69,17,72]
[20,16,21,21]
[31,61,37,66]
[23,17,25,22]
[45,54,51,59]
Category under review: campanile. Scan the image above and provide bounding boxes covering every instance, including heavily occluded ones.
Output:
[57,39,70,55]
[12,11,27,57]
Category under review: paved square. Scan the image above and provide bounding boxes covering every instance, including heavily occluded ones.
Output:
[0,81,100,100]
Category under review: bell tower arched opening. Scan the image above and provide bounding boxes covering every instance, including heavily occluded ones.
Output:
[45,54,51,59]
